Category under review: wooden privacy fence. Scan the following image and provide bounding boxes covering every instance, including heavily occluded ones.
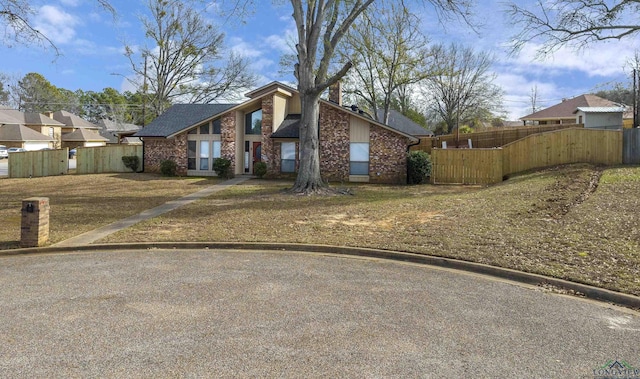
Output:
[431,128,623,185]
[9,149,69,178]
[431,149,503,184]
[76,145,143,174]
[412,123,581,154]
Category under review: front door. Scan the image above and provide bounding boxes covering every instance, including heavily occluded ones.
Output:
[253,142,262,174]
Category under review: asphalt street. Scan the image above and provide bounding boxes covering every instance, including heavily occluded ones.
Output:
[0,248,638,378]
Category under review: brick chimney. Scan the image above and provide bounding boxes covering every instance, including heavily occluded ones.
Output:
[328,81,342,106]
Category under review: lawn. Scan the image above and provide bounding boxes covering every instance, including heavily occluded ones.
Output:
[1,165,639,296]
[0,173,222,249]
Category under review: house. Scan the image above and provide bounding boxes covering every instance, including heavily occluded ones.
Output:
[0,109,65,148]
[97,119,142,145]
[574,107,624,130]
[0,124,55,150]
[520,94,630,125]
[61,128,109,149]
[135,81,419,183]
[51,110,100,134]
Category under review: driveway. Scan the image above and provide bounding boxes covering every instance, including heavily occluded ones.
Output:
[0,248,638,378]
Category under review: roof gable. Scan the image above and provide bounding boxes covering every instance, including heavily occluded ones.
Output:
[52,110,99,129]
[62,128,109,142]
[0,109,65,126]
[135,103,237,137]
[0,124,55,141]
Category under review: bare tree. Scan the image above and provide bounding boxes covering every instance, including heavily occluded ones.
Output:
[0,0,114,53]
[508,0,640,55]
[423,43,503,134]
[340,1,432,125]
[125,0,256,116]
[530,85,540,114]
[289,0,471,193]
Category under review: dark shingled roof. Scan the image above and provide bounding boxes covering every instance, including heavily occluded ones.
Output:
[135,103,237,137]
[376,109,433,137]
[271,114,301,138]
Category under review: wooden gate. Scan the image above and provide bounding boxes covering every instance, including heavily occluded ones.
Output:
[623,128,640,164]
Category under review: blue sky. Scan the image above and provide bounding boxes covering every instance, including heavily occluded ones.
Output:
[1,0,639,120]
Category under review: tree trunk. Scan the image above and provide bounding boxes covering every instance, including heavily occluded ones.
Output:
[291,91,327,194]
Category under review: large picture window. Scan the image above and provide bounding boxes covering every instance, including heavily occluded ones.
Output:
[245,109,262,135]
[281,142,296,173]
[350,142,369,175]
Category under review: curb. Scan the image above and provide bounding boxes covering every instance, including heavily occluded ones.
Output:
[3,242,640,310]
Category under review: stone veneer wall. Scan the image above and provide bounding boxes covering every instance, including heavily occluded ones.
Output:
[369,124,409,184]
[319,102,350,181]
[220,111,237,173]
[261,96,275,175]
[143,135,188,175]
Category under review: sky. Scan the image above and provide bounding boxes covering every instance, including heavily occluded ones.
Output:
[1,0,639,121]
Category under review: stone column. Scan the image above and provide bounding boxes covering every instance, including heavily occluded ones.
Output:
[21,197,50,248]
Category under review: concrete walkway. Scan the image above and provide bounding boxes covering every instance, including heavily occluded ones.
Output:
[53,176,251,247]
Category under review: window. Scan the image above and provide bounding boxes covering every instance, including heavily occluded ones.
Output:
[213,118,221,134]
[281,142,296,173]
[212,141,221,158]
[188,141,197,170]
[187,128,197,135]
[245,109,262,135]
[350,142,369,175]
[200,123,210,134]
[199,141,209,170]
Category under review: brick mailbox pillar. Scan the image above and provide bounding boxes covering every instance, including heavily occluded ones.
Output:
[21,197,50,248]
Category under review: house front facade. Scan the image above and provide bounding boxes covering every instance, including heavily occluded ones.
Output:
[136,82,420,184]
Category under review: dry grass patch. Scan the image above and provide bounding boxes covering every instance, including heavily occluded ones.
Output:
[0,173,222,249]
[104,164,640,296]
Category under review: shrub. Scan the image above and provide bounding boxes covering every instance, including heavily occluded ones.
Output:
[212,157,233,179]
[122,156,140,172]
[160,159,177,176]
[407,150,432,184]
[254,162,267,178]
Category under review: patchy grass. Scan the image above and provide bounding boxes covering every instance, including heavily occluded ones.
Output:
[2,165,640,296]
[101,164,640,296]
[0,173,222,249]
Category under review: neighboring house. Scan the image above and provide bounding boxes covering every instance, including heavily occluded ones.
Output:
[135,81,419,183]
[520,94,630,125]
[61,128,109,149]
[0,109,65,148]
[0,124,54,150]
[574,107,624,130]
[97,119,142,144]
[375,109,434,137]
[51,110,100,134]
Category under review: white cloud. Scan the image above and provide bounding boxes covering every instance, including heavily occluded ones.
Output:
[508,40,639,78]
[229,37,263,59]
[59,0,80,6]
[34,5,80,45]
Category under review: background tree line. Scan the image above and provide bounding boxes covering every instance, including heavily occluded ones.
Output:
[0,72,154,125]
